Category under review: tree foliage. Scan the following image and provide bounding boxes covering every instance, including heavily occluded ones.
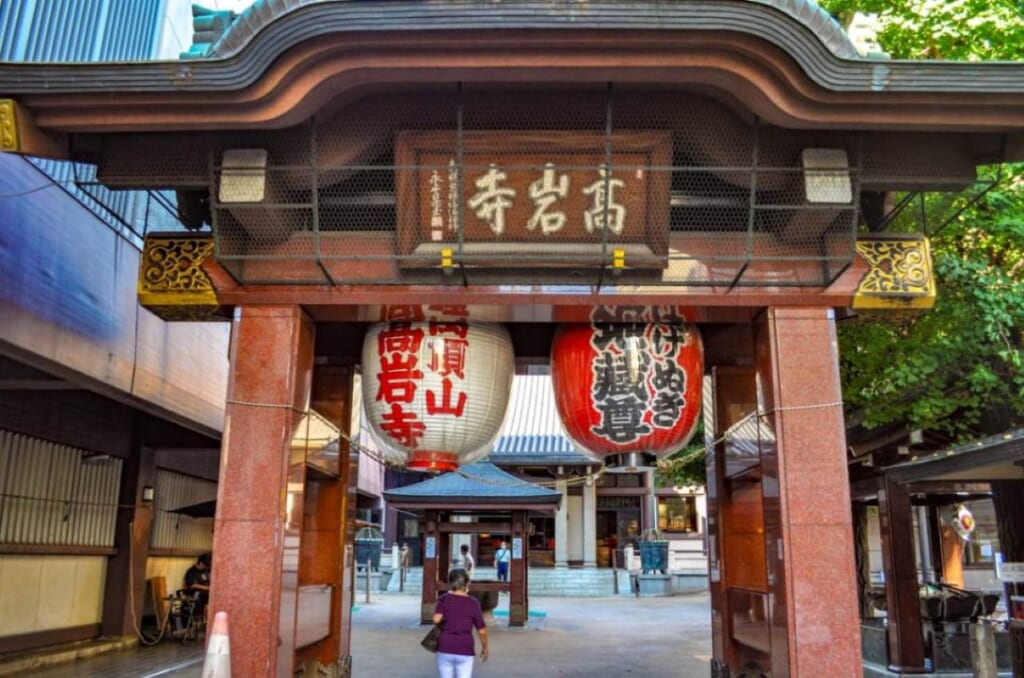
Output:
[661,3,1024,477]
[822,0,1024,61]
[655,419,708,488]
[820,1,1024,439]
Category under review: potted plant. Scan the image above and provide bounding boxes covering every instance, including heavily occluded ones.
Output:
[638,528,669,575]
[354,526,384,571]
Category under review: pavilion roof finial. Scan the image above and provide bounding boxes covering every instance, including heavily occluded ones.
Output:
[181,4,239,60]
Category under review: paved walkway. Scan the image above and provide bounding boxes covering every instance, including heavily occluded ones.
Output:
[351,592,712,677]
[24,592,711,677]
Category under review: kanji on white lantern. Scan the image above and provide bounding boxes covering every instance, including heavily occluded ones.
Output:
[551,323,703,472]
[361,319,514,472]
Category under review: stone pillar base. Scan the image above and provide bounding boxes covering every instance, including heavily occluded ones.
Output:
[637,574,673,597]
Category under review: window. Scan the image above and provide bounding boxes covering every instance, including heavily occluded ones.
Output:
[658,496,697,533]
[402,517,420,538]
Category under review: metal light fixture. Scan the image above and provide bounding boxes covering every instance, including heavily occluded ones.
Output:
[802,148,852,204]
[219,148,268,203]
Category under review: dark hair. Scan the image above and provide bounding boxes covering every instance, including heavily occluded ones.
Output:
[448,567,469,591]
[460,544,469,553]
[197,553,211,567]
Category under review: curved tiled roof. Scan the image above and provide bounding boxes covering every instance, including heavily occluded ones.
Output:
[383,461,561,504]
[202,0,858,61]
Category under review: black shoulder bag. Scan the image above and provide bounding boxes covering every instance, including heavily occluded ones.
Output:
[421,595,445,652]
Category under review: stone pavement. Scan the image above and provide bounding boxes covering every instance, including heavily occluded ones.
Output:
[24,592,711,677]
[349,592,712,677]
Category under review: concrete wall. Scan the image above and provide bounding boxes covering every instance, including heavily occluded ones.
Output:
[0,556,105,637]
[0,153,229,438]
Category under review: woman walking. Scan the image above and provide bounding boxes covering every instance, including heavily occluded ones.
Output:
[434,568,489,677]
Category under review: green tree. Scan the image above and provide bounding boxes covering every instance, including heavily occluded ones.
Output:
[822,0,1024,61]
[821,0,1024,439]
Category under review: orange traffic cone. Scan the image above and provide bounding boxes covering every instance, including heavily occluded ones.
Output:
[201,611,232,678]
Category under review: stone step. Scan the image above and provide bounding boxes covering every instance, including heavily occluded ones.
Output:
[384,567,706,596]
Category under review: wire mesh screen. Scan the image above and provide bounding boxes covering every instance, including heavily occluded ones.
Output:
[211,85,861,287]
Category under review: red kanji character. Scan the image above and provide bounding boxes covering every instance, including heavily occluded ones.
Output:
[376,354,423,403]
[381,305,426,322]
[426,378,467,417]
[378,323,424,355]
[427,304,469,318]
[429,321,468,338]
[428,338,468,379]
[379,403,425,448]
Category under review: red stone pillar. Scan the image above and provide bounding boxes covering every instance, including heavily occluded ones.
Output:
[754,307,862,677]
[209,305,314,677]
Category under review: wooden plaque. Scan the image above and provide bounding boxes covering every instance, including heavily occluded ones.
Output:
[395,130,672,267]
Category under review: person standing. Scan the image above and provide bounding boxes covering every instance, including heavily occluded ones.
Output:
[434,568,489,678]
[458,543,475,580]
[495,541,511,583]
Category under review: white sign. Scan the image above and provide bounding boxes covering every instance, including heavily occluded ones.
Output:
[512,537,523,560]
[1000,562,1024,583]
[425,536,436,559]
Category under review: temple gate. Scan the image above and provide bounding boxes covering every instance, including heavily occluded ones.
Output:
[3,1,1024,675]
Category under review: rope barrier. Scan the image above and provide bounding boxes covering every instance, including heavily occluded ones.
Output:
[222,397,846,489]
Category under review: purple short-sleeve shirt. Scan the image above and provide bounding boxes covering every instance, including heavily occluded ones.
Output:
[435,593,485,656]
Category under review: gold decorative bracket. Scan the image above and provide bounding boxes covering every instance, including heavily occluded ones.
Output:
[0,98,67,157]
[853,235,936,312]
[0,99,20,152]
[138,233,226,321]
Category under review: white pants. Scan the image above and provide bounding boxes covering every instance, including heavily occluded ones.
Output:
[437,651,474,678]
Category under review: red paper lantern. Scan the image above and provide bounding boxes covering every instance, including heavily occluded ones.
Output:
[362,319,514,472]
[550,323,703,472]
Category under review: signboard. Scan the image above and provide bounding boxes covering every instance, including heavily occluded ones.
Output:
[512,537,523,560]
[1000,562,1024,583]
[396,130,672,266]
[425,536,436,559]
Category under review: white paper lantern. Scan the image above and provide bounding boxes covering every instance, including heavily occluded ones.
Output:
[362,320,514,472]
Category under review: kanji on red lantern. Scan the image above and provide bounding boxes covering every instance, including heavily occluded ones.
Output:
[381,305,426,322]
[379,403,426,448]
[428,338,468,379]
[426,378,467,417]
[378,323,424,355]
[376,353,423,403]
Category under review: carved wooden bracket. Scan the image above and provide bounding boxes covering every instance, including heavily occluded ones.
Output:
[0,98,67,158]
[853,235,936,312]
[138,233,227,321]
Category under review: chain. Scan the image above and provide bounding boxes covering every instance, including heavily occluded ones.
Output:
[705,400,845,448]
[224,398,844,485]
